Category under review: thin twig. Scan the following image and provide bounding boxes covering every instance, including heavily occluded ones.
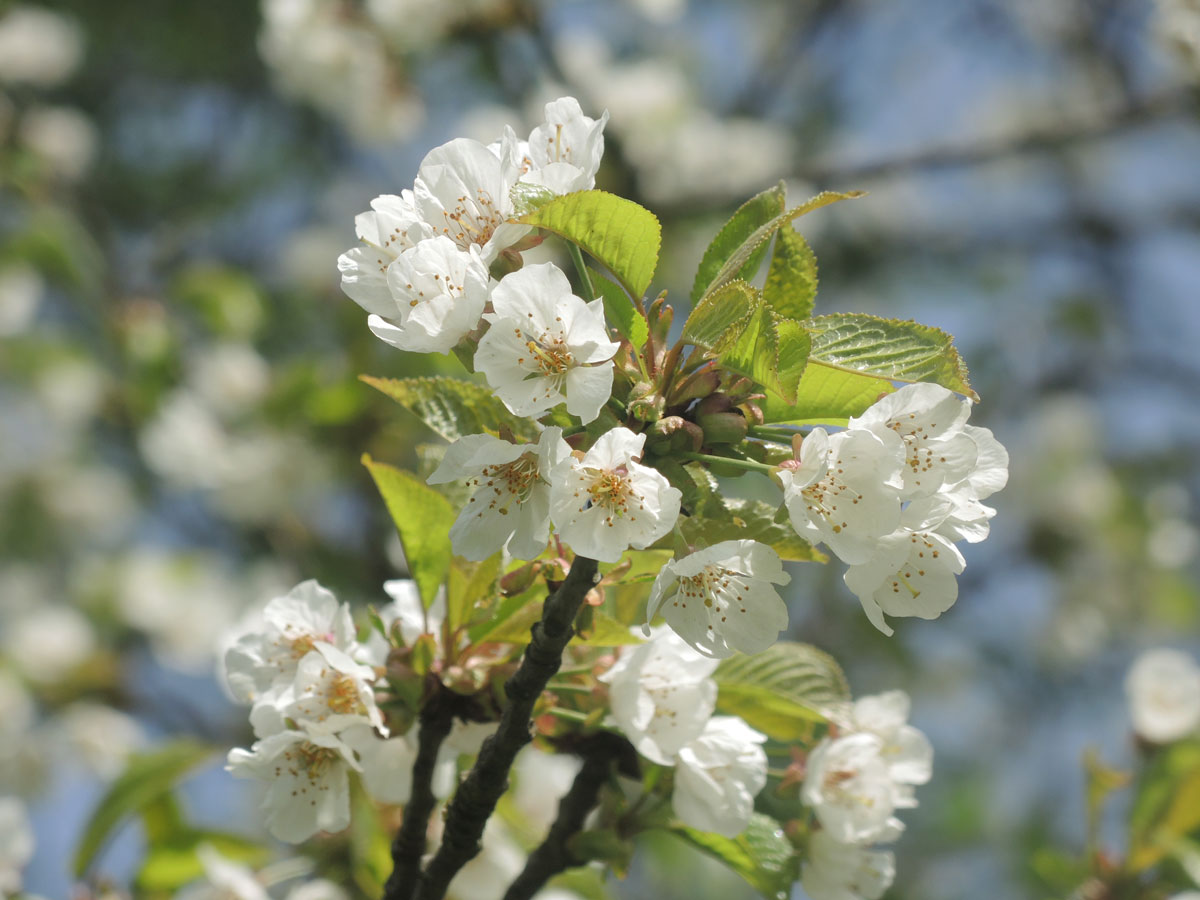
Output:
[411,557,600,900]
[501,733,637,900]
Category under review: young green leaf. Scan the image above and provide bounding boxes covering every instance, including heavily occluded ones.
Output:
[714,641,851,734]
[362,454,455,610]
[1127,739,1200,872]
[590,267,649,349]
[701,191,864,303]
[447,554,502,634]
[680,281,811,404]
[680,280,758,351]
[73,740,215,877]
[763,224,818,320]
[360,375,541,443]
[668,814,797,900]
[807,312,977,400]
[760,364,894,426]
[517,190,661,301]
[691,182,787,303]
[717,305,811,405]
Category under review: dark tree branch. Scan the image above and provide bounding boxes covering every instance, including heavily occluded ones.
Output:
[793,89,1193,186]
[501,732,637,900]
[383,688,459,900]
[405,556,601,900]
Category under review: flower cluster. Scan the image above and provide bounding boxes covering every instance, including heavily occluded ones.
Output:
[780,382,1008,635]
[599,629,768,837]
[800,691,933,900]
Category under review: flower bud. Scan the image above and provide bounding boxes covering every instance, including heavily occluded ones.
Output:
[647,415,704,454]
[698,410,748,445]
[670,365,721,405]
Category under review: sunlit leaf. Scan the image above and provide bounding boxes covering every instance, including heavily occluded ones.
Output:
[363,454,455,610]
[361,375,541,443]
[668,813,797,900]
[691,182,786,303]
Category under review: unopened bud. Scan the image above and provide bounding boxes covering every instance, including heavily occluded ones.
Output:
[647,416,704,454]
[670,365,721,405]
[697,410,748,445]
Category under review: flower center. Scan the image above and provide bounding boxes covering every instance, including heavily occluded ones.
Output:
[525,335,574,375]
[295,742,339,780]
[475,452,542,514]
[802,460,862,534]
[326,674,362,715]
[586,466,634,515]
[441,189,505,251]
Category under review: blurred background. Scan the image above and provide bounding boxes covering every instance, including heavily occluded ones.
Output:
[2,0,1200,897]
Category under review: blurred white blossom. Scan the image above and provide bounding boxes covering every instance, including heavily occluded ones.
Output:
[1126,648,1200,743]
[0,5,83,86]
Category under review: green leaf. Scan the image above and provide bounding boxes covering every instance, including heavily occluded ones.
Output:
[691,183,786,304]
[701,191,864,303]
[714,641,851,737]
[568,829,636,878]
[590,267,649,349]
[717,305,811,405]
[807,313,977,401]
[361,375,542,443]
[763,225,817,319]
[760,364,894,426]
[137,834,267,891]
[363,454,455,609]
[447,554,502,634]
[574,610,645,646]
[669,814,797,900]
[74,740,215,877]
[517,190,661,300]
[1128,739,1200,872]
[680,281,758,351]
[680,282,810,404]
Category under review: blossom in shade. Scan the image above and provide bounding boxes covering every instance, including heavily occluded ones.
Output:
[849,691,934,789]
[672,716,768,837]
[645,540,790,658]
[800,830,896,900]
[340,724,457,805]
[475,263,618,423]
[222,581,356,705]
[363,235,491,354]
[427,427,572,560]
[337,191,433,318]
[174,844,269,900]
[270,643,386,737]
[227,729,360,843]
[779,428,903,565]
[848,383,978,499]
[842,530,966,636]
[550,427,681,563]
[801,733,905,844]
[413,137,528,263]
[598,628,718,765]
[1125,648,1200,743]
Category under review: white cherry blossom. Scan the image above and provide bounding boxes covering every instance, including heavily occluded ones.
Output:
[362,235,492,354]
[1126,648,1200,743]
[227,729,360,843]
[549,427,681,563]
[520,96,609,194]
[475,264,618,423]
[222,580,357,705]
[174,844,269,900]
[337,191,433,317]
[850,691,934,789]
[849,383,977,499]
[413,137,528,263]
[645,540,790,658]
[427,427,572,560]
[672,716,768,837]
[842,530,966,636]
[270,642,386,737]
[598,628,718,765]
[802,733,904,844]
[779,428,903,565]
[800,830,896,900]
